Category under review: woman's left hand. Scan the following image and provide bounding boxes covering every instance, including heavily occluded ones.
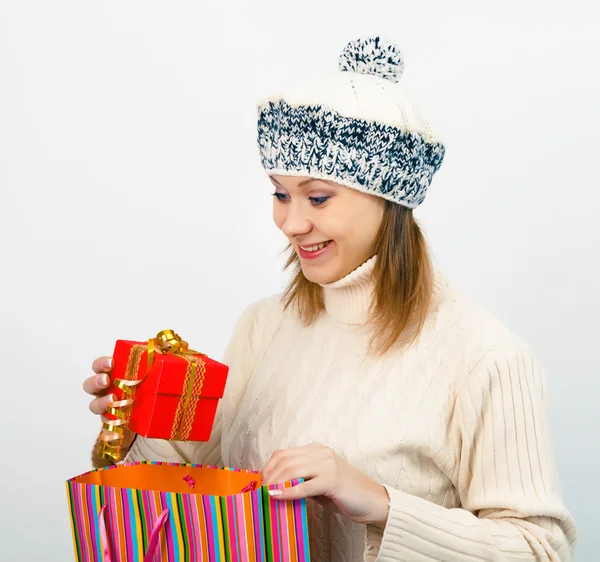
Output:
[261,443,390,528]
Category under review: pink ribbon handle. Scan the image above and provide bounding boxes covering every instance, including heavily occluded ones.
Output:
[142,509,170,562]
[99,504,170,562]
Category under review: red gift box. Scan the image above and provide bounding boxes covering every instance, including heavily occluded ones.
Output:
[99,330,228,461]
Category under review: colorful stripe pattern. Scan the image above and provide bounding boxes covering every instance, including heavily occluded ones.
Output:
[66,462,311,561]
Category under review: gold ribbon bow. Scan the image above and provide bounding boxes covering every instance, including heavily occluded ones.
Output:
[98,330,206,463]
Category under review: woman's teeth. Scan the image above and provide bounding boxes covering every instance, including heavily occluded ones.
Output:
[300,241,330,252]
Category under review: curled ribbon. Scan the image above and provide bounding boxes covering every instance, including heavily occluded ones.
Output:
[98,330,206,463]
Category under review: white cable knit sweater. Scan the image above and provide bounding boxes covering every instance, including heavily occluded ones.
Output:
[125,257,576,561]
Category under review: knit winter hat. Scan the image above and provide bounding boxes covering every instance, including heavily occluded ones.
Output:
[257,37,445,208]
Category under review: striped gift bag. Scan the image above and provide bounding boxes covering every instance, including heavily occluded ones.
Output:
[66,461,310,561]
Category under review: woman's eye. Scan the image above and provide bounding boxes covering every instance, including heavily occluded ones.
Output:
[272,192,289,202]
[308,196,330,206]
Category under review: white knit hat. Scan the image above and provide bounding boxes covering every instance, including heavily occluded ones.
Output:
[257,37,445,208]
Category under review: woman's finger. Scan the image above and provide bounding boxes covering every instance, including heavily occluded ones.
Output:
[268,479,323,501]
[262,445,333,485]
[83,373,111,396]
[262,458,330,487]
[91,356,114,375]
[89,394,115,416]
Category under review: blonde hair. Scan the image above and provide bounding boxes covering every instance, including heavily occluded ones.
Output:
[282,200,433,356]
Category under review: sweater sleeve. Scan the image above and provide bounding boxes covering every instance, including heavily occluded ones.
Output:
[124,301,260,466]
[365,343,577,562]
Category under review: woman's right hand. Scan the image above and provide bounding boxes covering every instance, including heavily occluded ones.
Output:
[85,356,136,466]
[83,356,115,416]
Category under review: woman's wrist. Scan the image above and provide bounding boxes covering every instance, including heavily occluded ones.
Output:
[121,427,136,449]
[91,426,137,468]
[368,484,391,529]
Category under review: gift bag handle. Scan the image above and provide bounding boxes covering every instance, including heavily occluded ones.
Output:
[99,504,170,562]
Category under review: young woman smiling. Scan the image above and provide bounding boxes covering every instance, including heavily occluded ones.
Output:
[83,38,576,561]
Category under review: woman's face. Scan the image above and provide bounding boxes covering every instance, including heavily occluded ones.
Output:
[271,174,385,284]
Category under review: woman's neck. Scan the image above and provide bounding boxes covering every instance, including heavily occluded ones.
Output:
[318,255,448,327]
[319,256,377,325]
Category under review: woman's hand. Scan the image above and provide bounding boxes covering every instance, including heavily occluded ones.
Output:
[84,356,135,462]
[261,443,390,528]
[83,356,115,416]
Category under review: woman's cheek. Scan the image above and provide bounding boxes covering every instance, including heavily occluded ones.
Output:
[272,205,286,231]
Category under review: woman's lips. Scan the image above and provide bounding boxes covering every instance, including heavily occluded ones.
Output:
[297,240,334,260]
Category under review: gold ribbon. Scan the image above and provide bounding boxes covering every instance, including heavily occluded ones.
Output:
[98,330,206,462]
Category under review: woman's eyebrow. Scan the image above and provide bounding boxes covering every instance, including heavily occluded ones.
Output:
[270,177,335,189]
[300,178,337,188]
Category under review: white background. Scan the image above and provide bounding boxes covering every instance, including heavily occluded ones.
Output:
[1,1,598,560]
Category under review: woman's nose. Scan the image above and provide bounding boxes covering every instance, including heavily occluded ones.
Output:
[281,202,312,238]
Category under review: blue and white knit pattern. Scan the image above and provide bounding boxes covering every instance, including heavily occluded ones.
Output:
[338,37,405,83]
[257,100,445,208]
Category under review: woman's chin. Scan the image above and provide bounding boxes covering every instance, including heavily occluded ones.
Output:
[300,262,341,285]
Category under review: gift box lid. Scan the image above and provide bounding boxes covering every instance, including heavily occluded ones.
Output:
[116,340,229,399]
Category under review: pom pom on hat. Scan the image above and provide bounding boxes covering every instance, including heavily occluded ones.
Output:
[338,37,405,83]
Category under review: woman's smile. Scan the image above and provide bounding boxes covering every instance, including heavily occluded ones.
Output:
[296,240,334,260]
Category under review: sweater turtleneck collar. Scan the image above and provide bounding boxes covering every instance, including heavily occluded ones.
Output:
[319,255,377,325]
[319,255,449,326]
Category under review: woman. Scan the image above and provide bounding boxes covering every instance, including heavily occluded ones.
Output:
[83,38,576,561]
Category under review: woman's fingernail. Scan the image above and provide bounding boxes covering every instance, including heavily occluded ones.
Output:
[104,358,113,370]
[97,374,109,387]
[268,489,283,497]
